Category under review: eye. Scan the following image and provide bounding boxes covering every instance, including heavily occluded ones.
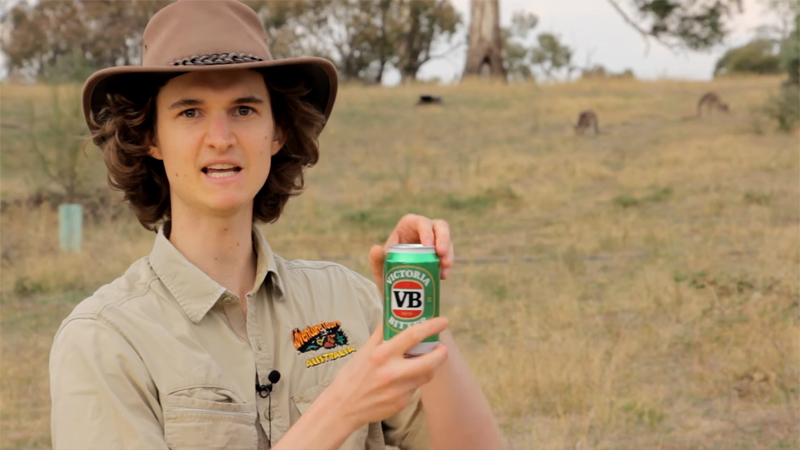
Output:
[235,106,255,116]
[179,109,198,118]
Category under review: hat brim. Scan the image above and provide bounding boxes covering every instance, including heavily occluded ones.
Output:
[82,56,338,134]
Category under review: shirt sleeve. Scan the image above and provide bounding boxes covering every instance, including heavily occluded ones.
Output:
[345,269,431,450]
[50,318,167,450]
[382,389,431,450]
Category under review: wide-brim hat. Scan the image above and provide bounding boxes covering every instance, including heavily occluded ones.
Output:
[82,0,338,134]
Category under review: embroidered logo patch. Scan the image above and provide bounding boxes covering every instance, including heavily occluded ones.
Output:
[292,321,349,353]
[305,345,356,368]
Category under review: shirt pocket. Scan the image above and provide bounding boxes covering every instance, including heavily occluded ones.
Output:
[292,379,369,450]
[163,385,258,450]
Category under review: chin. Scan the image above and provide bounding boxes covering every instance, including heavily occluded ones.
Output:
[205,199,251,217]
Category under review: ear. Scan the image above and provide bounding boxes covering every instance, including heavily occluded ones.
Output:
[270,127,286,156]
[149,145,164,160]
[146,130,163,159]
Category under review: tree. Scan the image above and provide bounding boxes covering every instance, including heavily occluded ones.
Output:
[17,86,94,202]
[393,0,461,83]
[501,12,574,82]
[758,0,800,41]
[529,33,573,80]
[502,11,538,81]
[779,14,800,85]
[761,14,799,132]
[606,0,744,51]
[245,0,461,84]
[468,0,753,82]
[462,0,506,80]
[714,39,783,76]
[1,0,168,82]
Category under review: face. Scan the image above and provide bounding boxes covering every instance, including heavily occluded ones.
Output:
[149,69,283,222]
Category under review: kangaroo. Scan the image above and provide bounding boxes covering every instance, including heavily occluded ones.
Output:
[574,110,599,135]
[697,92,730,117]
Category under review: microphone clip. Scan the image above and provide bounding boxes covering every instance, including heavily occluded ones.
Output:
[256,383,273,398]
[256,370,281,399]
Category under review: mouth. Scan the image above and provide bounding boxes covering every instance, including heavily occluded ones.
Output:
[202,164,242,179]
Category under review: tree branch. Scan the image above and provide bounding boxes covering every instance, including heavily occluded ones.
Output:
[605,0,679,56]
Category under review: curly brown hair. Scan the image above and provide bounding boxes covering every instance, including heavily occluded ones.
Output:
[88,73,327,231]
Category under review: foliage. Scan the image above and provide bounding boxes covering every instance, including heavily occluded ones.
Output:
[762,83,800,132]
[580,65,636,79]
[497,0,753,83]
[628,0,740,50]
[392,0,461,83]
[759,14,800,132]
[758,0,800,41]
[18,86,92,201]
[779,14,800,85]
[502,12,539,81]
[2,0,459,84]
[714,39,783,77]
[1,0,168,82]
[530,33,573,80]
[501,11,573,82]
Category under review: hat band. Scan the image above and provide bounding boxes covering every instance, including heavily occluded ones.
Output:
[170,52,265,66]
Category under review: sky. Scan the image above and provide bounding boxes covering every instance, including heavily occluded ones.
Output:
[0,0,777,84]
[405,0,775,85]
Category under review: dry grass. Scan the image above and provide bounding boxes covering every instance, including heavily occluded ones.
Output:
[1,76,798,449]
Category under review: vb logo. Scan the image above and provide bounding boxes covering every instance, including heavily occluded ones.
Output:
[391,280,424,319]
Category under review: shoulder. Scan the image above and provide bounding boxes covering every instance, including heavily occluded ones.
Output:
[277,256,375,291]
[274,255,382,326]
[56,256,160,335]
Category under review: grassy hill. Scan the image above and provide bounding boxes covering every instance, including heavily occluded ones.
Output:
[1,76,797,449]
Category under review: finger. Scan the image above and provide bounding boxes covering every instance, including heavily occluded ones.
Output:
[431,219,453,279]
[383,317,449,355]
[441,242,454,280]
[384,228,400,250]
[413,215,435,247]
[362,322,384,350]
[402,344,449,379]
[393,214,433,247]
[369,245,385,290]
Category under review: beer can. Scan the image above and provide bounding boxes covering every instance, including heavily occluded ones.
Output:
[383,244,440,356]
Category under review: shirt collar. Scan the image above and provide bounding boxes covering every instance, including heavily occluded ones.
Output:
[148,225,284,324]
[253,225,285,300]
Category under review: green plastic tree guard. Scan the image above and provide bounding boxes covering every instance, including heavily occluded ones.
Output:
[58,203,82,252]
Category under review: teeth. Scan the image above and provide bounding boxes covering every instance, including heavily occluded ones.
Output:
[208,171,237,178]
[207,164,236,170]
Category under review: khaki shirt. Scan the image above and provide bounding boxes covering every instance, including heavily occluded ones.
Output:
[50,227,429,450]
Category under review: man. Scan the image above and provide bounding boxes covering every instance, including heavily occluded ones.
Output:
[50,1,504,449]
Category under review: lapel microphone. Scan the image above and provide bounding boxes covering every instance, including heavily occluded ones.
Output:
[255,370,281,445]
[256,370,281,398]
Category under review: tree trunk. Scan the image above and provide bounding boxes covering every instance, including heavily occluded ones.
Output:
[462,0,506,81]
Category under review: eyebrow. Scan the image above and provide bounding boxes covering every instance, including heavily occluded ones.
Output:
[168,96,265,110]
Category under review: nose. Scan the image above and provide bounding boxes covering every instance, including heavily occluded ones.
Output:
[204,113,235,151]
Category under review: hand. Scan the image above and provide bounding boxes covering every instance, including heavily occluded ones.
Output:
[323,317,450,429]
[369,214,454,291]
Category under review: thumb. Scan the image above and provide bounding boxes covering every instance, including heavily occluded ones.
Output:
[369,245,385,291]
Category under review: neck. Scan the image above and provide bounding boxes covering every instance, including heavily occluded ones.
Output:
[168,209,257,300]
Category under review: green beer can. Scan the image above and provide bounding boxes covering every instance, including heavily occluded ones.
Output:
[383,244,440,356]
